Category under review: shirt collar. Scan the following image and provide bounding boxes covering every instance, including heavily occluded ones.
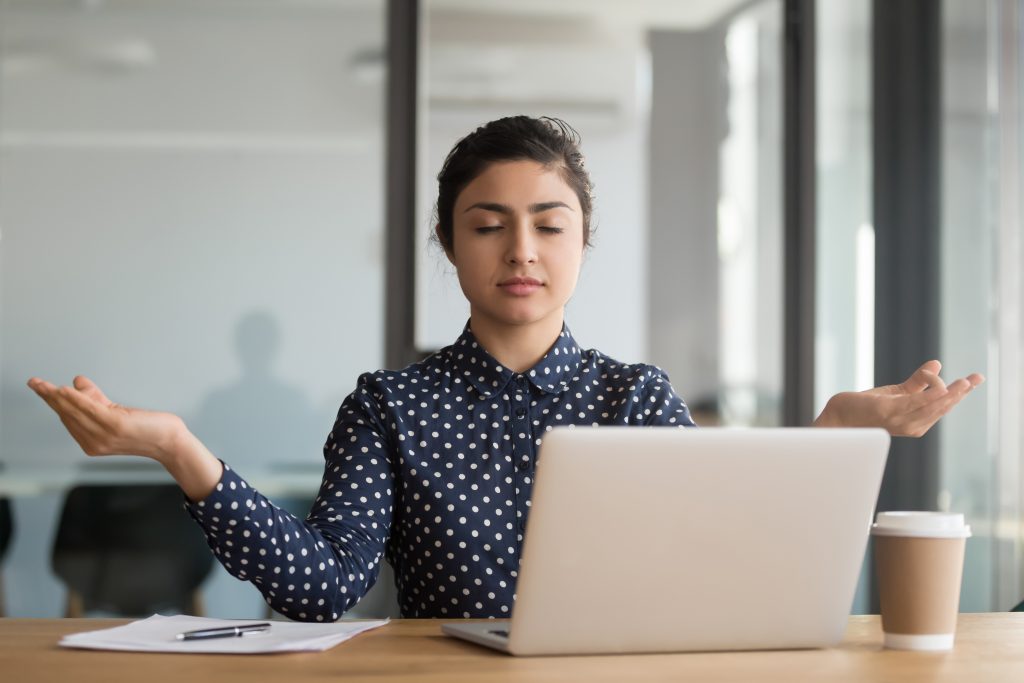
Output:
[449,321,583,398]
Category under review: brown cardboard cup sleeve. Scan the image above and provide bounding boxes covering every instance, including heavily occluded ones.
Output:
[871,512,971,651]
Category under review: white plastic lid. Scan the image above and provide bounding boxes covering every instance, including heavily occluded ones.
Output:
[871,511,971,538]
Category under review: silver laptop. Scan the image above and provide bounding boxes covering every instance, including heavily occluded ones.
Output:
[442,427,890,656]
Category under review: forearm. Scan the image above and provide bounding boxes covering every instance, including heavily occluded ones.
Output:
[184,464,390,621]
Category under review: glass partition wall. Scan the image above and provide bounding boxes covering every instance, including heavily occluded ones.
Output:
[817,0,1024,614]
[416,0,784,428]
[717,2,784,427]
[6,0,1017,621]
[815,0,873,409]
[0,0,388,617]
[939,0,1023,613]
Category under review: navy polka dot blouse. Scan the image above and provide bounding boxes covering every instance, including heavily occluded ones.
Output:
[184,323,695,621]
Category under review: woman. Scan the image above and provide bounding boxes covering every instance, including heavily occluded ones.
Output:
[27,116,983,621]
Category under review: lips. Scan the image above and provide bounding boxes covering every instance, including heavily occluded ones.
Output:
[498,276,543,296]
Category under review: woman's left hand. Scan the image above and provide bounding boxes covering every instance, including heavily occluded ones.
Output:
[814,360,985,437]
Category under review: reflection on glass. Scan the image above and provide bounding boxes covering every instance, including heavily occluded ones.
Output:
[417,0,783,429]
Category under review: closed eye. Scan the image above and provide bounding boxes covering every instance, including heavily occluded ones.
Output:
[474,226,503,234]
[538,226,564,234]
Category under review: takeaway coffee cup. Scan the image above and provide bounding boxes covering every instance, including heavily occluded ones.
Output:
[871,511,971,651]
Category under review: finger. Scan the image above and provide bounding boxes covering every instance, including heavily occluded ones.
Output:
[50,390,117,452]
[890,381,952,415]
[72,375,111,404]
[917,369,946,393]
[29,380,69,415]
[878,382,955,434]
[899,362,944,394]
[966,373,985,388]
[27,377,59,397]
[55,411,109,456]
[56,384,112,427]
[898,385,972,436]
[46,385,110,435]
[26,380,112,454]
[46,387,96,429]
[946,377,973,394]
[56,411,97,445]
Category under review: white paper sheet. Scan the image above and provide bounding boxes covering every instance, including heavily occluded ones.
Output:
[59,614,388,654]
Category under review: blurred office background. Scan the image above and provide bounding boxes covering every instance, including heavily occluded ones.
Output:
[0,0,1019,617]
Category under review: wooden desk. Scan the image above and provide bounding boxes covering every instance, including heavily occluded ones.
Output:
[3,614,1023,682]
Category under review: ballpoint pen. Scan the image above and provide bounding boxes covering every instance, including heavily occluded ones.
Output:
[175,622,271,641]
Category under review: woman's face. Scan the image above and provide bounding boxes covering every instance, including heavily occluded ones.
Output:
[445,160,585,333]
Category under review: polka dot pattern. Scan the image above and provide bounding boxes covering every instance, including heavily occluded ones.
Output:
[185,323,695,621]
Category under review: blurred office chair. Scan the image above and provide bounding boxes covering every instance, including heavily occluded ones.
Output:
[51,484,213,617]
[1012,599,1024,612]
[0,498,13,616]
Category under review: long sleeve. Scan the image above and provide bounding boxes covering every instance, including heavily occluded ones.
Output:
[637,366,697,427]
[183,322,697,621]
[184,377,395,622]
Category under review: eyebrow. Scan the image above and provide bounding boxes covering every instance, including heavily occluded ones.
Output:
[463,201,574,214]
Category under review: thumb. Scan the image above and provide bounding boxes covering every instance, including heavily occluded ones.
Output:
[900,360,943,394]
[72,375,111,404]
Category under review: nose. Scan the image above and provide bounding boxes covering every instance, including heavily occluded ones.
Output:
[505,224,537,265]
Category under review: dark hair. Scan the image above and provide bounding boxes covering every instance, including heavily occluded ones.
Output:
[433,115,594,253]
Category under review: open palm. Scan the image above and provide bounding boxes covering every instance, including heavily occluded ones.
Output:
[816,360,984,437]
[26,375,184,459]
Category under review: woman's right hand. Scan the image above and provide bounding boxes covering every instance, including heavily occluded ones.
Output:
[27,375,187,462]
[27,375,223,501]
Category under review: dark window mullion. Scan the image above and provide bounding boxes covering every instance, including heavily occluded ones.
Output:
[384,0,420,370]
[783,0,817,427]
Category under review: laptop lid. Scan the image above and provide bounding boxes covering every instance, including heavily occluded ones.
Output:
[501,427,889,655]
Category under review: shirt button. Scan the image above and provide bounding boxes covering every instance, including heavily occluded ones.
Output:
[517,460,530,472]
[518,518,527,532]
[515,408,526,419]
